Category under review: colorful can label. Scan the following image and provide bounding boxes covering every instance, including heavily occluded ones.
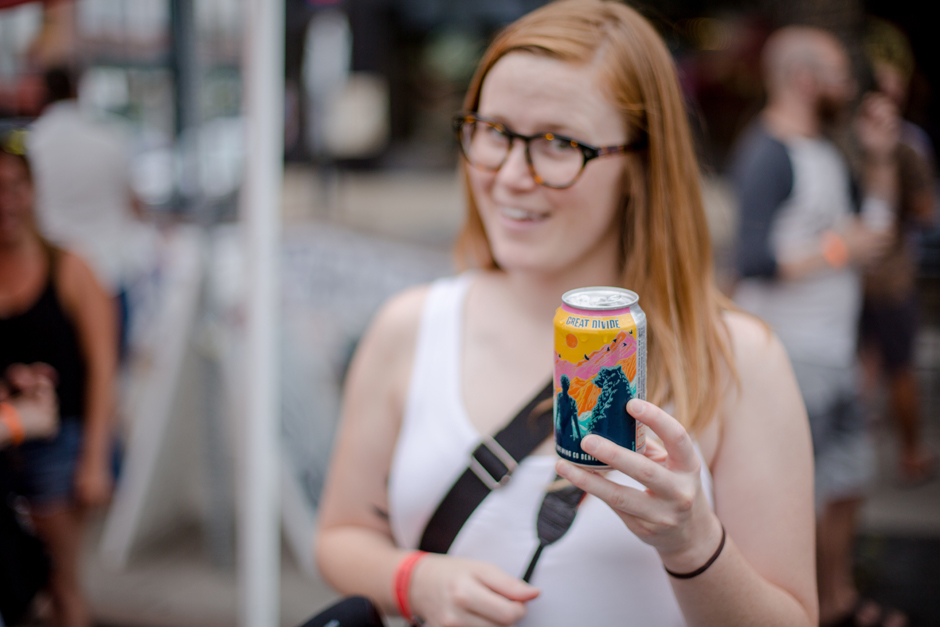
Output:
[553,287,647,467]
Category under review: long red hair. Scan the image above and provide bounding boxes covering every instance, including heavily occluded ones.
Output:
[454,0,736,433]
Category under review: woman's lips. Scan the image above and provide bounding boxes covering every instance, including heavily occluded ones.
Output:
[499,206,550,222]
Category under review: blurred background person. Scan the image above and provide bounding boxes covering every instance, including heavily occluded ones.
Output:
[27,65,142,358]
[857,18,937,486]
[0,134,117,627]
[730,27,903,627]
[1,363,58,627]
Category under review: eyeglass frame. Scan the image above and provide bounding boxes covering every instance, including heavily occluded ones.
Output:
[452,113,647,189]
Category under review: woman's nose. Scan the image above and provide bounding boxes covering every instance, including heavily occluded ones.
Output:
[495,138,538,190]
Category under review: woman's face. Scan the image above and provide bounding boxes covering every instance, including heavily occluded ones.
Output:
[468,52,630,277]
[0,154,35,245]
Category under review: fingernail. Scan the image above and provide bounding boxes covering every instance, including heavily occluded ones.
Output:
[627,399,644,415]
[581,436,599,453]
[556,460,572,477]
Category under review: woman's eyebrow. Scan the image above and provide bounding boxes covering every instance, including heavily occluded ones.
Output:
[497,118,587,140]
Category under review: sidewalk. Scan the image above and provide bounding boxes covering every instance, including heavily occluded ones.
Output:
[79,519,339,627]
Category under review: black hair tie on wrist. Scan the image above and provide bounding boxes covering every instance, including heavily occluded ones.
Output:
[664,524,726,579]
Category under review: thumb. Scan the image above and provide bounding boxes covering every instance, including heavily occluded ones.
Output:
[31,362,59,387]
[477,566,540,602]
[33,370,56,395]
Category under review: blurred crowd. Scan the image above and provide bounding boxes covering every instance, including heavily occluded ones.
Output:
[729,23,935,627]
[0,2,938,627]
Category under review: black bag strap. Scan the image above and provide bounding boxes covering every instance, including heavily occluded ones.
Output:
[419,379,555,554]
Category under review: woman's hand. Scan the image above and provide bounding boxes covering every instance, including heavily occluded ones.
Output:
[75,451,113,507]
[3,363,59,440]
[556,398,723,575]
[409,554,540,627]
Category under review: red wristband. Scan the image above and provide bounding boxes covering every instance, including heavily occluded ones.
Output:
[0,401,25,446]
[394,550,428,623]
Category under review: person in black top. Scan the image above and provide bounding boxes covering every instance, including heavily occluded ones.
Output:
[0,133,117,627]
[1,364,59,627]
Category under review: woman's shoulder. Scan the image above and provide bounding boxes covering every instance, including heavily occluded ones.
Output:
[54,248,108,310]
[367,283,431,344]
[343,283,435,417]
[353,281,441,375]
[364,274,471,346]
[724,311,799,406]
[721,309,788,375]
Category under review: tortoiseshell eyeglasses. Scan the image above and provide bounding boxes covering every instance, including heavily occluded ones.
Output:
[453,113,646,189]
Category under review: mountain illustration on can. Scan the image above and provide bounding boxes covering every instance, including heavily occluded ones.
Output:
[553,287,647,468]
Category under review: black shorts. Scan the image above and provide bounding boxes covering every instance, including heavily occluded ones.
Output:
[859,296,918,375]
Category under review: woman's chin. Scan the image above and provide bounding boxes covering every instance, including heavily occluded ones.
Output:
[491,246,563,276]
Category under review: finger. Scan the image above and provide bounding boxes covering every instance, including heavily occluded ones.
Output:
[477,567,539,603]
[627,400,699,473]
[462,596,528,627]
[556,459,660,521]
[448,607,519,627]
[643,437,668,463]
[455,570,534,626]
[579,435,680,497]
[31,370,56,396]
[5,363,33,391]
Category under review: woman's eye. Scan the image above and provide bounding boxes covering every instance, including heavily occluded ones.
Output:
[547,137,577,152]
[484,124,507,139]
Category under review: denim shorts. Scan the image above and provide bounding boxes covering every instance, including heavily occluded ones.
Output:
[790,361,876,512]
[6,417,82,506]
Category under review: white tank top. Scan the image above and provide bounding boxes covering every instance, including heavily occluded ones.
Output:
[388,275,714,626]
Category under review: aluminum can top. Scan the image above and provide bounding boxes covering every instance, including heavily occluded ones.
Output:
[561,286,638,311]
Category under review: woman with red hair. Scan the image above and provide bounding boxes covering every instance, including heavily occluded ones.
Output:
[317,2,817,625]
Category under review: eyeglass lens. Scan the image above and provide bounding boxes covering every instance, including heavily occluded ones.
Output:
[459,119,585,188]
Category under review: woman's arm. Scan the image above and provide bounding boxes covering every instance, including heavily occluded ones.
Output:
[58,251,117,506]
[316,285,537,626]
[558,312,817,626]
[316,286,426,610]
[674,313,817,626]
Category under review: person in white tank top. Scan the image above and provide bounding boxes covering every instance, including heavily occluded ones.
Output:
[316,2,817,626]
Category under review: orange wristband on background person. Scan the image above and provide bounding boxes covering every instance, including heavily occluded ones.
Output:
[394,550,429,623]
[0,401,25,445]
[821,230,849,269]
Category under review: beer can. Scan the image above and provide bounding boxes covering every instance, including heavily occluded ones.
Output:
[553,287,647,468]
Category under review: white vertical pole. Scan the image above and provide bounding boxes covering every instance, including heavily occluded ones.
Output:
[240,0,283,625]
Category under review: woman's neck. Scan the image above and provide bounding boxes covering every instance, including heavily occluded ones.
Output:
[500,260,623,321]
[0,233,43,270]
[0,234,47,310]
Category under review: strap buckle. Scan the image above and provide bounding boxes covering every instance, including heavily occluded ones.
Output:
[469,435,518,490]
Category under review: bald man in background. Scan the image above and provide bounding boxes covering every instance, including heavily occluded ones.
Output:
[731,27,906,627]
